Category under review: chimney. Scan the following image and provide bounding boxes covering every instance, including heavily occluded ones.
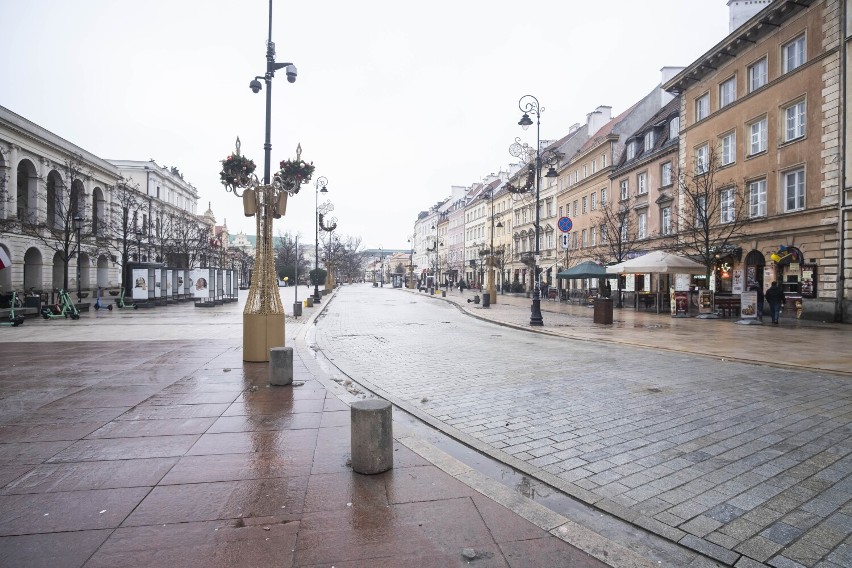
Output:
[728,0,772,33]
[660,66,685,105]
[587,106,612,136]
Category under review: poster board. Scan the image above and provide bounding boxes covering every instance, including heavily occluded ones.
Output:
[191,268,210,299]
[740,290,758,320]
[698,289,714,314]
[732,269,744,295]
[132,268,149,300]
[153,269,162,298]
[674,273,691,291]
[216,269,224,300]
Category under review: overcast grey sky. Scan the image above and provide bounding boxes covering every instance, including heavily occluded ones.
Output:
[0,1,730,250]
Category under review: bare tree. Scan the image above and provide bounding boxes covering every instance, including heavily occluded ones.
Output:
[100,177,143,290]
[19,154,92,291]
[663,146,749,283]
[168,212,208,269]
[333,235,365,283]
[588,193,642,306]
[274,230,305,282]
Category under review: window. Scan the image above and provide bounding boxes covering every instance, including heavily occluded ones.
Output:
[574,170,579,183]
[696,196,707,226]
[620,223,628,242]
[573,200,578,217]
[662,207,672,235]
[661,162,672,186]
[547,232,554,249]
[559,206,563,217]
[644,131,655,152]
[721,132,736,166]
[620,180,629,200]
[749,118,767,156]
[748,57,768,92]
[695,144,709,174]
[572,232,578,248]
[546,198,553,216]
[590,227,596,246]
[637,172,647,195]
[696,94,709,121]
[582,196,587,214]
[601,188,607,205]
[720,188,735,223]
[583,165,588,178]
[784,168,805,211]
[601,154,607,168]
[591,192,597,210]
[748,179,767,218]
[581,229,587,247]
[784,100,806,141]
[638,212,647,239]
[783,35,806,73]
[601,226,608,244]
[719,77,736,108]
[627,142,636,160]
[670,117,680,139]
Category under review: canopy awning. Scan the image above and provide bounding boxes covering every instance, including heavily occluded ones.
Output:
[606,250,706,275]
[556,261,617,280]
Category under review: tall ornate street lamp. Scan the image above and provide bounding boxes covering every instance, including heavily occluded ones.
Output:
[74,215,83,300]
[313,176,328,304]
[219,0,313,362]
[484,188,505,304]
[514,95,558,326]
[406,235,416,289]
[429,223,440,290]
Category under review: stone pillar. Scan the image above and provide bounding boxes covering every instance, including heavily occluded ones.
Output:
[269,347,293,386]
[6,145,18,220]
[350,399,393,475]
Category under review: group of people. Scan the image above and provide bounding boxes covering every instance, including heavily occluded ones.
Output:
[750,281,787,324]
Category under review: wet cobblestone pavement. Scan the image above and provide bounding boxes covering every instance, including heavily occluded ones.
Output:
[310,285,852,568]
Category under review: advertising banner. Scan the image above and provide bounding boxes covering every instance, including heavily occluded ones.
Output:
[698,289,714,315]
[132,269,148,300]
[154,269,162,298]
[732,269,744,294]
[740,290,758,320]
[673,290,689,316]
[674,273,691,291]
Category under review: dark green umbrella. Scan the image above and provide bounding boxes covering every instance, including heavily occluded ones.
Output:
[556,261,617,280]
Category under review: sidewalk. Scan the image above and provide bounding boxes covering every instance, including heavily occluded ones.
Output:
[418,287,852,377]
[0,293,628,568]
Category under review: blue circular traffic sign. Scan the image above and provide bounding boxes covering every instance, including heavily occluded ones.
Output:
[558,216,573,233]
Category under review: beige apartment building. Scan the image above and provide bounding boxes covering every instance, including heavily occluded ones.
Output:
[664,0,846,320]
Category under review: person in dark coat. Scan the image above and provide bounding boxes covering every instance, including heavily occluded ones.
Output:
[765,281,786,324]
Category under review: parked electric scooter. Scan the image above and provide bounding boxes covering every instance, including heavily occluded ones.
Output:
[115,288,138,310]
[93,287,113,311]
[1,291,25,327]
[41,289,80,320]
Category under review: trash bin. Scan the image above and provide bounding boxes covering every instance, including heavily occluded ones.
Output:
[593,298,613,324]
[482,292,490,308]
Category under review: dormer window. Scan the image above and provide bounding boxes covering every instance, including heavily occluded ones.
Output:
[626,141,637,160]
[644,131,655,152]
[670,116,680,139]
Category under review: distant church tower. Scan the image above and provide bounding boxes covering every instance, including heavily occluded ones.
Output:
[728,0,773,32]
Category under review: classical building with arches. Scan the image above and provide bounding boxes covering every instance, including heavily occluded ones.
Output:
[0,105,215,301]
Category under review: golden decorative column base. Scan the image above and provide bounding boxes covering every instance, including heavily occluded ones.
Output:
[243,312,285,362]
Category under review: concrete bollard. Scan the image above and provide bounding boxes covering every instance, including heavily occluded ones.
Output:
[306,297,314,308]
[350,399,393,474]
[269,347,293,386]
[293,302,302,317]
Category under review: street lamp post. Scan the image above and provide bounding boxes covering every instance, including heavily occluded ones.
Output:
[485,189,504,304]
[379,246,384,286]
[313,176,328,304]
[430,223,440,290]
[407,235,415,289]
[219,0,310,362]
[74,216,83,300]
[517,94,546,326]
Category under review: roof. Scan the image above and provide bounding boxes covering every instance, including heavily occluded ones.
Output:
[664,0,816,93]
[611,96,681,174]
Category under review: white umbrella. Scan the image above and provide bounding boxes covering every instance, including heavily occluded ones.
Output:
[612,250,706,274]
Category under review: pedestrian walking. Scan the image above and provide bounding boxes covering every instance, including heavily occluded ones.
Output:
[750,284,764,321]
[765,281,786,324]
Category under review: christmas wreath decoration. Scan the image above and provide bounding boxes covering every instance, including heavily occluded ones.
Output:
[219,154,256,188]
[278,159,315,188]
